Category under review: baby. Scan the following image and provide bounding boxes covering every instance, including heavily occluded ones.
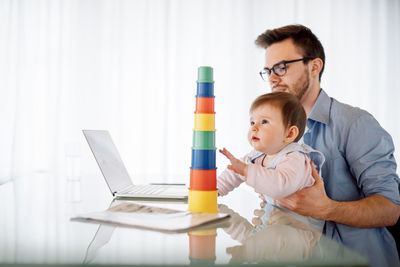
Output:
[218,91,325,210]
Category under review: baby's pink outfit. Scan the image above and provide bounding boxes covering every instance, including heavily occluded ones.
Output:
[217,142,322,200]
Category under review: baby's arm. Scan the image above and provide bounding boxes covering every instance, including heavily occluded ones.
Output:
[219,148,248,176]
[217,148,256,196]
[246,152,314,199]
[218,168,246,196]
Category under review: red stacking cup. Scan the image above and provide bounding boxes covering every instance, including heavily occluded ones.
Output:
[195,97,215,114]
[189,169,217,191]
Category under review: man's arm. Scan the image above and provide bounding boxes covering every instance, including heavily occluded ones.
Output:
[275,163,400,228]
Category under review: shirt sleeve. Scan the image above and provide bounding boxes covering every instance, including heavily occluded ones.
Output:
[217,168,245,196]
[345,113,400,203]
[246,152,315,199]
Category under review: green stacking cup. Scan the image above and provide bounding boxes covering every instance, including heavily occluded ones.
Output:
[197,66,214,83]
[192,131,215,150]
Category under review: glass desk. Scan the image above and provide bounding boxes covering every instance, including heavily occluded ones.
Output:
[0,174,368,266]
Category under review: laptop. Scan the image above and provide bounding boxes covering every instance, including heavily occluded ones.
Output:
[83,130,188,199]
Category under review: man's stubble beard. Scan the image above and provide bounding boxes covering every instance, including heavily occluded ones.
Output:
[292,68,311,101]
[270,68,311,101]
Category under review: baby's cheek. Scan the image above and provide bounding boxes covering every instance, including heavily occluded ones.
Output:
[247,130,252,143]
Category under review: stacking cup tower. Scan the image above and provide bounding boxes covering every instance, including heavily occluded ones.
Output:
[188,66,218,213]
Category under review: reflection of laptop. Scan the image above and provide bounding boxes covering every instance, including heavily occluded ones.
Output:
[83,130,188,199]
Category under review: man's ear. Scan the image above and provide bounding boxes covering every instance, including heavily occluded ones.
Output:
[310,58,323,79]
[285,126,299,143]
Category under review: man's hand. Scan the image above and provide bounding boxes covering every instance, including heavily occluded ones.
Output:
[274,162,334,220]
[273,162,400,227]
[219,148,249,177]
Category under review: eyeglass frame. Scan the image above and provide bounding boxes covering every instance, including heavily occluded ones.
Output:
[259,57,313,81]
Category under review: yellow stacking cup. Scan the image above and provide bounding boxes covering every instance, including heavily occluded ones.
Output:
[188,190,218,213]
[194,114,215,131]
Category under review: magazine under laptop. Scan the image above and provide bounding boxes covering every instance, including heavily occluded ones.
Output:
[83,130,188,200]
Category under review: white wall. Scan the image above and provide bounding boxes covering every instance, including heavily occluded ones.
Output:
[1,0,399,186]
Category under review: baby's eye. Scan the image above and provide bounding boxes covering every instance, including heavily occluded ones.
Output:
[262,119,269,124]
[250,121,255,126]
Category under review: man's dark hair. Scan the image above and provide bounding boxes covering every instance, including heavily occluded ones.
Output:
[250,91,306,143]
[255,24,325,81]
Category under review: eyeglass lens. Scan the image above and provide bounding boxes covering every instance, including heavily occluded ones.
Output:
[260,62,287,80]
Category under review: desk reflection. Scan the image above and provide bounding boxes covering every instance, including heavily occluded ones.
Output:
[81,199,224,265]
[219,204,321,263]
[84,223,220,265]
[79,199,366,266]
[0,178,368,266]
[188,229,217,264]
[83,224,116,264]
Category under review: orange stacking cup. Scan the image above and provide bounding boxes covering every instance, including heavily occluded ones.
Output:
[189,169,217,191]
[188,232,217,260]
[195,97,215,114]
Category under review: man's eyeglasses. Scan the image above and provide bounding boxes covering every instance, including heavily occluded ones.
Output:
[259,57,312,81]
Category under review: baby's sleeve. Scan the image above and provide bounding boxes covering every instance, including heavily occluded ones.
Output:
[246,152,314,199]
[217,168,245,196]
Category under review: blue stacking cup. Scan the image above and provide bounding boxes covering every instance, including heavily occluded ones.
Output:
[196,82,214,98]
[191,149,216,169]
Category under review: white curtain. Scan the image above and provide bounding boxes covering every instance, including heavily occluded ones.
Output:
[1,0,399,188]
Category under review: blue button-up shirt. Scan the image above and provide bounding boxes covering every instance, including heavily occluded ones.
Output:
[304,89,400,267]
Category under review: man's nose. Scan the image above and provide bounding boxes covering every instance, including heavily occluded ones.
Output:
[268,71,281,86]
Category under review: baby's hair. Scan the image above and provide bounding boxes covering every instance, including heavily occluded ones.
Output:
[250,92,306,142]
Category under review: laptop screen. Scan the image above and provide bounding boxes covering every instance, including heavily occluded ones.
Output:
[83,130,132,194]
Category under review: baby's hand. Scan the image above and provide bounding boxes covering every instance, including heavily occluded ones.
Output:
[219,148,248,177]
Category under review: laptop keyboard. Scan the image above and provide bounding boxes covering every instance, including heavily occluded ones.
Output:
[127,185,166,195]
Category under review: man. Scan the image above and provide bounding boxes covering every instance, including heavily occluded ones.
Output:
[255,25,400,267]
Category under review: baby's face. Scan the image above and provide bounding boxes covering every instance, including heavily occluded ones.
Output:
[248,104,288,155]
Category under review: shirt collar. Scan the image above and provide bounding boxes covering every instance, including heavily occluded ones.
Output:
[307,89,331,125]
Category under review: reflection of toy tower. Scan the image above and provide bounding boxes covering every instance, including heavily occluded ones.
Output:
[188,229,217,264]
[188,66,218,213]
